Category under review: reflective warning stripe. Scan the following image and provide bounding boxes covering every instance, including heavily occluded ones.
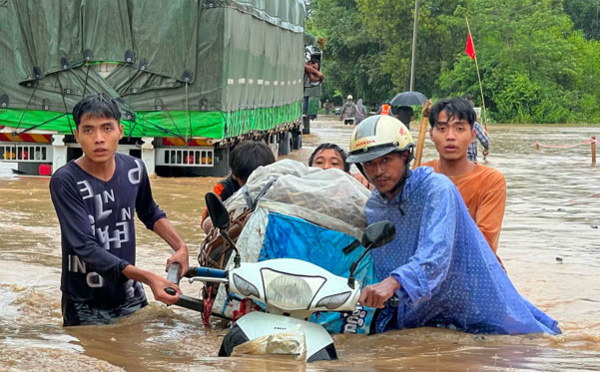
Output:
[161,138,213,147]
[0,133,52,143]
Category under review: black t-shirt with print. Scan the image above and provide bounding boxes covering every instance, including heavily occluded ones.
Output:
[50,153,166,320]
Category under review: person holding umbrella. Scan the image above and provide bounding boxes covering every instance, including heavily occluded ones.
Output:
[395,106,414,129]
[388,91,428,129]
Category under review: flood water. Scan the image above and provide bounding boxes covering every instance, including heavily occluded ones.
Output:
[1,116,599,371]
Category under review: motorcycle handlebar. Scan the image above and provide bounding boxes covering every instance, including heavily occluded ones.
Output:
[167,262,181,284]
[187,266,227,279]
[165,263,205,313]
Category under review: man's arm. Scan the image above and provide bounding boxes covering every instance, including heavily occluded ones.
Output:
[50,171,183,306]
[475,123,489,150]
[304,64,324,82]
[352,172,372,189]
[359,276,400,309]
[153,218,189,275]
[134,159,189,276]
[122,264,182,305]
[474,172,506,253]
[360,181,459,308]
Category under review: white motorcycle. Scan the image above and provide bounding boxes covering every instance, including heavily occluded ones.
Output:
[166,192,396,362]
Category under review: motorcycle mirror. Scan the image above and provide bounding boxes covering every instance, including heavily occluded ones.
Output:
[204,192,241,268]
[347,220,395,289]
[205,192,230,230]
[361,220,396,249]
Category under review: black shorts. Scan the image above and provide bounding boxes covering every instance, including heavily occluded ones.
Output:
[62,294,148,326]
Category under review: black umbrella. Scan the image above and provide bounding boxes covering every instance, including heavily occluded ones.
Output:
[389,91,428,106]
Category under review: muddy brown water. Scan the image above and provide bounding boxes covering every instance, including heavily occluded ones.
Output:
[1,116,599,371]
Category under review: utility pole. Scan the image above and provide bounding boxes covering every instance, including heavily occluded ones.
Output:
[409,0,420,91]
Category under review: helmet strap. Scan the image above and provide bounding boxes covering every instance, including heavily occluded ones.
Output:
[385,148,413,200]
[386,162,410,201]
[357,149,413,201]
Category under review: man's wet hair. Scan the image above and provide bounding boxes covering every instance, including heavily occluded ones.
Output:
[230,140,276,182]
[308,143,350,172]
[429,97,476,128]
[73,93,121,127]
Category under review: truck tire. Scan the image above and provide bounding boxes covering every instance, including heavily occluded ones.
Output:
[278,131,292,156]
[302,116,310,134]
[267,134,279,159]
[292,131,302,150]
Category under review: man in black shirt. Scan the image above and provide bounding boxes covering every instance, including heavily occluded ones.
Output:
[50,93,189,326]
[395,106,414,130]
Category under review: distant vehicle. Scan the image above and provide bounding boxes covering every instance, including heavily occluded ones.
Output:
[334,107,341,116]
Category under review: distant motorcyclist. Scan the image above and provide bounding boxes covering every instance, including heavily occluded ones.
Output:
[339,95,358,125]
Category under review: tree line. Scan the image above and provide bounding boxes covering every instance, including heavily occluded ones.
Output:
[307,0,600,123]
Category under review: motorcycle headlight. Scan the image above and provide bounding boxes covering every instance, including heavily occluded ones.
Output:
[315,291,352,309]
[232,273,259,298]
[261,269,326,310]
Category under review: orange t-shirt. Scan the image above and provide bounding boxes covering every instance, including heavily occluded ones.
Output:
[422,159,506,253]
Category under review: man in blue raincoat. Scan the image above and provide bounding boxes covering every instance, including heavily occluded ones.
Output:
[346,115,560,335]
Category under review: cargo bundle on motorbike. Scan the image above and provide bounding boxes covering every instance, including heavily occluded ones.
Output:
[199,159,381,335]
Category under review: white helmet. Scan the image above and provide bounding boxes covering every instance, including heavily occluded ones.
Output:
[347,115,414,164]
[347,95,353,100]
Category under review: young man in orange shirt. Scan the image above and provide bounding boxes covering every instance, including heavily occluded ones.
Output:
[422,97,506,261]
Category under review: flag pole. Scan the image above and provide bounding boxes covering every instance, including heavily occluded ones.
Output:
[466,17,487,131]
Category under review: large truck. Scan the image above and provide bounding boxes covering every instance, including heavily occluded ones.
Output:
[0,0,309,177]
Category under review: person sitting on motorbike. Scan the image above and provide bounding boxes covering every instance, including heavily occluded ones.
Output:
[309,143,371,188]
[308,143,350,172]
[346,115,560,335]
[201,140,275,232]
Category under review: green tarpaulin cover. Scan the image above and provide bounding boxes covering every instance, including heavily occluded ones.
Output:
[0,0,305,139]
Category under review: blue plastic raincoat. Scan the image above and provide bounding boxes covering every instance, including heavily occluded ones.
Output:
[367,166,560,335]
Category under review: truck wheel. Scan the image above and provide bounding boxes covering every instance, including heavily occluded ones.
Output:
[278,131,292,156]
[302,116,310,134]
[292,131,302,150]
[266,134,279,159]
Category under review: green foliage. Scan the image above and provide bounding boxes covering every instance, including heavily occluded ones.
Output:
[306,0,395,106]
[308,0,600,123]
[563,0,600,40]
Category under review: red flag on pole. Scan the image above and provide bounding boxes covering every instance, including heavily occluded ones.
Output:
[465,33,476,60]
